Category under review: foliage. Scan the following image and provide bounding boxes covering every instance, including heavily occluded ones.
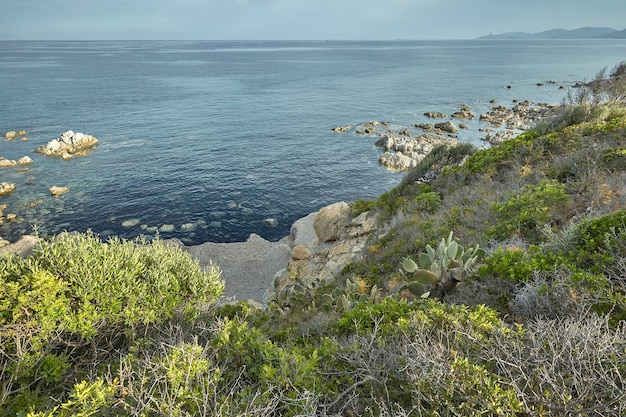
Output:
[487,179,569,242]
[0,232,223,415]
[398,231,485,298]
[3,65,626,416]
[320,278,382,313]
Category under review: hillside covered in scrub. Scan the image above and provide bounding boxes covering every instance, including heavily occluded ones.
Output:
[1,63,625,416]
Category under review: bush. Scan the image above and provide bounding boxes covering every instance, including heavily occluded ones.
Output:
[487,179,569,242]
[0,232,223,414]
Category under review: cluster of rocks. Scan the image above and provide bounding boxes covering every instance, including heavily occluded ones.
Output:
[0,129,100,246]
[268,201,382,303]
[375,133,458,171]
[0,183,15,197]
[5,130,28,141]
[0,156,33,168]
[478,101,561,144]
[36,130,98,159]
[332,100,564,164]
[0,203,19,247]
[332,115,465,171]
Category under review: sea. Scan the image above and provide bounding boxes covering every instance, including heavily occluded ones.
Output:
[2,39,626,245]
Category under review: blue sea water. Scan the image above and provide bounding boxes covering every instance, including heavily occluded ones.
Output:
[1,39,626,244]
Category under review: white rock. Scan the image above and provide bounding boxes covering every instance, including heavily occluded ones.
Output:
[50,186,69,197]
[17,156,33,165]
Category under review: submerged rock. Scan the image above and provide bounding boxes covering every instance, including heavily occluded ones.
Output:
[122,219,141,227]
[36,130,98,157]
[0,183,15,196]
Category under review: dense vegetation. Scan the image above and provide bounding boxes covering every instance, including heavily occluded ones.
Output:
[1,63,625,416]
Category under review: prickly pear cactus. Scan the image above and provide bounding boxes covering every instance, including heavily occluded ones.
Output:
[399,231,486,298]
[320,278,381,313]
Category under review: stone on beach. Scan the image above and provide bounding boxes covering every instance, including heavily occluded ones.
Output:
[36,130,98,157]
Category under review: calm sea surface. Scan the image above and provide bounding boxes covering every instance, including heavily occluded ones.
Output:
[2,39,626,244]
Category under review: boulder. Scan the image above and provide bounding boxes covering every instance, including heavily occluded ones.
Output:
[0,235,40,258]
[378,151,417,171]
[36,130,98,157]
[5,130,26,140]
[424,112,447,119]
[434,121,458,134]
[0,159,17,167]
[0,183,15,196]
[269,207,384,299]
[289,212,318,247]
[18,156,33,165]
[313,201,350,242]
[291,245,311,260]
[415,123,434,131]
[50,186,69,197]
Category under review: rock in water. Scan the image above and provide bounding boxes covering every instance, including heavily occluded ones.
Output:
[434,121,459,134]
[5,130,26,140]
[0,183,15,196]
[36,130,98,157]
[50,186,69,197]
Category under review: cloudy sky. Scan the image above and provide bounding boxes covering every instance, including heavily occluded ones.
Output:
[1,0,624,40]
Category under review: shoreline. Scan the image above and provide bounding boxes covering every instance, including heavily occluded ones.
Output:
[1,98,562,302]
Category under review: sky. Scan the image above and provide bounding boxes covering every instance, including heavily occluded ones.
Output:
[1,0,624,40]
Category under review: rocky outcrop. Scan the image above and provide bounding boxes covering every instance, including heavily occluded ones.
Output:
[434,121,458,134]
[36,130,98,158]
[424,112,447,119]
[0,156,33,167]
[0,183,15,196]
[479,101,560,129]
[375,133,458,171]
[451,105,475,119]
[0,235,39,256]
[478,101,561,143]
[269,202,382,303]
[378,152,417,171]
[5,130,26,140]
[313,202,351,242]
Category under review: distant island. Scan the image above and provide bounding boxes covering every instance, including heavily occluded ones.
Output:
[478,26,626,40]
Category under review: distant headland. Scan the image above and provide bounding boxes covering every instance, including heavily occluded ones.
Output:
[478,26,626,40]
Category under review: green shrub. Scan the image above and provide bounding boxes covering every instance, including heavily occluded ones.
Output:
[600,147,626,170]
[487,179,569,242]
[0,232,223,415]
